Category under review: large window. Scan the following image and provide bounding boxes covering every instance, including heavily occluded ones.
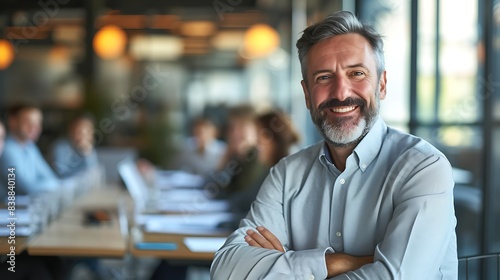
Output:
[489,0,500,253]
[359,0,500,265]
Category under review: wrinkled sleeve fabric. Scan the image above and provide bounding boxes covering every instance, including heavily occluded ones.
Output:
[211,164,330,280]
[332,152,457,280]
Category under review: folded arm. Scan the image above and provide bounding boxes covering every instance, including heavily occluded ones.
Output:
[246,226,374,278]
[211,166,332,279]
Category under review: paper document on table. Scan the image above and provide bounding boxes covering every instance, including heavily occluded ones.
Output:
[142,212,235,235]
[158,189,207,202]
[155,170,205,189]
[183,237,227,252]
[0,212,33,236]
[0,226,32,236]
[154,199,231,213]
[0,209,31,225]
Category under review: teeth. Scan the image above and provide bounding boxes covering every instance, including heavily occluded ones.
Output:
[330,106,356,113]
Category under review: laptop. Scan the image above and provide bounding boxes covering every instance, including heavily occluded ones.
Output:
[117,158,230,214]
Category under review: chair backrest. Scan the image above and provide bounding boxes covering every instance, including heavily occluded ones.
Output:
[459,253,500,280]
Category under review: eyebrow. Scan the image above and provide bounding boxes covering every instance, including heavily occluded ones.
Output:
[346,63,370,70]
[310,63,370,77]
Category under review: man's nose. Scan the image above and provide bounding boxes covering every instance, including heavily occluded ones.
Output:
[329,75,351,101]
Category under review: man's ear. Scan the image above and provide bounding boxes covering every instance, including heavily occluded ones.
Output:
[301,80,311,110]
[379,70,387,100]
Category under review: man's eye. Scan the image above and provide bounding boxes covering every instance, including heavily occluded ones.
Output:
[316,75,330,81]
[350,71,365,76]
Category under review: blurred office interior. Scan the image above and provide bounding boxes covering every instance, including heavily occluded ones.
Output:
[0,0,499,278]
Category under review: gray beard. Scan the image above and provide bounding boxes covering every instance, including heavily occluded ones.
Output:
[319,117,369,147]
[310,93,380,147]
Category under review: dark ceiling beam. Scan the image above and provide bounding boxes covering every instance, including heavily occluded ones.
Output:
[0,0,258,14]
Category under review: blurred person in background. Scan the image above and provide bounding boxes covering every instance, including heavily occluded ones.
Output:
[150,105,262,280]
[0,120,64,280]
[227,109,300,215]
[150,107,300,280]
[173,116,226,176]
[211,104,267,199]
[49,113,103,279]
[50,113,98,178]
[0,103,59,195]
[255,109,300,168]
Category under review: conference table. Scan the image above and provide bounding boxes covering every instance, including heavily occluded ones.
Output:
[0,236,29,256]
[27,187,129,258]
[1,185,229,264]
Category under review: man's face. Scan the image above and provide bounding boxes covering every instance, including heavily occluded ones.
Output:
[227,117,257,156]
[70,119,94,153]
[12,108,43,142]
[301,33,387,146]
[193,123,217,146]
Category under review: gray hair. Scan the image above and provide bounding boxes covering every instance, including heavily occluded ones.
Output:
[296,11,385,83]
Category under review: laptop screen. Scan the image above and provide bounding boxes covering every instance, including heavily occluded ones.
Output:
[117,158,149,210]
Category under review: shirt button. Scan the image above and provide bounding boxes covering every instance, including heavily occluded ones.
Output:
[339,178,345,184]
[362,163,367,169]
[336,232,342,237]
[309,275,315,280]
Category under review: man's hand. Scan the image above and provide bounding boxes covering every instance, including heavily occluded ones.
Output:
[244,226,285,252]
[325,252,374,278]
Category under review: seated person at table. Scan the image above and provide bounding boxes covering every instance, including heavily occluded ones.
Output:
[50,113,98,178]
[0,103,59,196]
[0,120,64,280]
[228,109,300,215]
[210,104,268,201]
[173,116,226,176]
[149,107,300,280]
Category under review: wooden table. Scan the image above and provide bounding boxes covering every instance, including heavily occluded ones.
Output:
[0,236,29,256]
[27,188,129,258]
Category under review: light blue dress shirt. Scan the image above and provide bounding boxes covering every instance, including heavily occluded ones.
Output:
[211,117,457,280]
[50,138,99,178]
[0,135,59,197]
[174,137,227,176]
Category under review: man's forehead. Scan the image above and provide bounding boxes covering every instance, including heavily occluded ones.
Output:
[19,108,41,118]
[311,34,372,56]
[307,34,376,71]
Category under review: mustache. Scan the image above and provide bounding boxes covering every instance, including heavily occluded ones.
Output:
[318,97,366,111]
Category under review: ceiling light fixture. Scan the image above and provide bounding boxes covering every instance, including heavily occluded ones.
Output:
[240,24,280,59]
[93,25,127,60]
[0,39,15,69]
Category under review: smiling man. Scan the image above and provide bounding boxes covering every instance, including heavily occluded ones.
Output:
[210,11,457,280]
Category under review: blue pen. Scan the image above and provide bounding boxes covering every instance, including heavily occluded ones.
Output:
[135,242,178,250]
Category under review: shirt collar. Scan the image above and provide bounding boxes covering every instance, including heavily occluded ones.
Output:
[6,134,33,147]
[318,116,387,172]
[353,116,387,172]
